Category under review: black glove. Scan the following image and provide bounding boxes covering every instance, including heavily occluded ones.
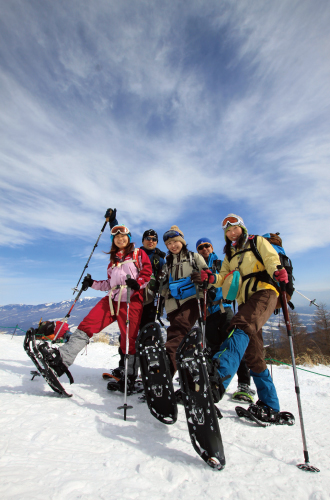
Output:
[148,274,157,292]
[125,278,140,291]
[191,271,202,285]
[104,208,117,222]
[82,274,94,291]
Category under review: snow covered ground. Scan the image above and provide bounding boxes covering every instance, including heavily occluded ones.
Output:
[1,330,329,500]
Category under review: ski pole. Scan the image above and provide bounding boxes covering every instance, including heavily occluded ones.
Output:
[277,266,320,473]
[52,276,89,343]
[155,270,167,326]
[73,216,110,294]
[295,290,320,308]
[201,280,208,348]
[118,274,133,421]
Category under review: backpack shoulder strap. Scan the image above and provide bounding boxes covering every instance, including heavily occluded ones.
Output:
[248,235,264,265]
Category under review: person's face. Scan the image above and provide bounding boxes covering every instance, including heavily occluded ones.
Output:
[143,236,158,251]
[166,239,183,255]
[114,233,129,249]
[226,225,243,242]
[197,243,213,260]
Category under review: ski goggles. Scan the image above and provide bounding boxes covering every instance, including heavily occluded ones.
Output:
[197,243,211,251]
[222,216,244,230]
[110,225,130,237]
[145,236,157,242]
[163,230,183,242]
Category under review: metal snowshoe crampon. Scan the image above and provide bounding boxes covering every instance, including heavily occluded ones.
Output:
[176,327,226,471]
[24,328,73,397]
[136,322,177,425]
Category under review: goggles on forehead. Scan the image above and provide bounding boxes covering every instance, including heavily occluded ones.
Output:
[222,216,244,230]
[163,230,183,242]
[110,225,130,236]
[197,243,211,251]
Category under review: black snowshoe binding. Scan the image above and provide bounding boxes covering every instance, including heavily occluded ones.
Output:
[236,400,295,427]
[105,371,143,395]
[136,322,177,425]
[24,328,73,397]
[176,327,226,471]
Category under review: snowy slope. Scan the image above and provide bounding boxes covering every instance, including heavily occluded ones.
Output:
[1,331,329,500]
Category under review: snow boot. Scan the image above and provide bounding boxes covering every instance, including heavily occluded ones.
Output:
[232,383,256,403]
[107,354,139,394]
[247,400,295,425]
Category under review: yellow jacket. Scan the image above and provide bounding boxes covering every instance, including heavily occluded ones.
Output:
[214,236,281,305]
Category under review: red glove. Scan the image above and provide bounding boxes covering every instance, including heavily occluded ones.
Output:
[274,269,288,283]
[200,269,215,284]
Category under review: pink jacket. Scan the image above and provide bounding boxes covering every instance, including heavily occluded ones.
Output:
[91,247,152,302]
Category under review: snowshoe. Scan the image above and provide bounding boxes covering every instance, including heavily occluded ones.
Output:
[24,328,73,397]
[105,372,144,395]
[136,322,177,425]
[176,327,225,471]
[236,400,295,427]
[232,383,256,404]
[102,366,124,379]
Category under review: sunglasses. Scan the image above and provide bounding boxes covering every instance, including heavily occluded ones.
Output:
[163,230,183,242]
[197,243,211,251]
[145,236,157,242]
[110,225,130,236]
[222,216,244,230]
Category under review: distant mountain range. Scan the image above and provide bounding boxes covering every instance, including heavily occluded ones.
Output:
[0,298,319,340]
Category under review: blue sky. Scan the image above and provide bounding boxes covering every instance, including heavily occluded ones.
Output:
[1,0,330,307]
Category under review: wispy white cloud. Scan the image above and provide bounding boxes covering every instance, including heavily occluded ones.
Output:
[1,0,330,258]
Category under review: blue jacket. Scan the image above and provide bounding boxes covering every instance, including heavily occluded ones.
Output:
[206,252,231,315]
[140,247,165,276]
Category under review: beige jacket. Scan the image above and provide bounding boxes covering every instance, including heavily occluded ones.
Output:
[214,236,281,306]
[161,251,207,314]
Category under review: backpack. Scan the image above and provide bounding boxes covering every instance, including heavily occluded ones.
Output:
[36,320,70,341]
[249,233,294,311]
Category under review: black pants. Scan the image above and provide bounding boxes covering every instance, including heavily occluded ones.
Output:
[118,301,157,368]
[206,307,250,386]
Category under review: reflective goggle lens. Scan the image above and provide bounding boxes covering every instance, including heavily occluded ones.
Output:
[221,216,243,230]
[163,230,182,242]
[146,236,157,242]
[111,225,130,236]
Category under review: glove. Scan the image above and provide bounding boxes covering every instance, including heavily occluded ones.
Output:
[191,271,202,284]
[148,274,157,292]
[125,278,140,291]
[82,275,94,291]
[201,269,215,284]
[104,208,117,222]
[274,268,289,283]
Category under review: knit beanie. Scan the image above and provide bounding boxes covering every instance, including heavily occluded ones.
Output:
[223,213,248,245]
[142,229,158,242]
[196,237,213,250]
[163,225,186,246]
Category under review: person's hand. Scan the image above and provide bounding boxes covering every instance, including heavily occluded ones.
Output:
[274,268,288,283]
[191,271,202,284]
[82,275,94,291]
[104,208,117,222]
[200,268,215,284]
[125,278,140,291]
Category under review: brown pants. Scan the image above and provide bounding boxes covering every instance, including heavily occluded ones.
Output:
[229,289,278,373]
[166,299,200,374]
